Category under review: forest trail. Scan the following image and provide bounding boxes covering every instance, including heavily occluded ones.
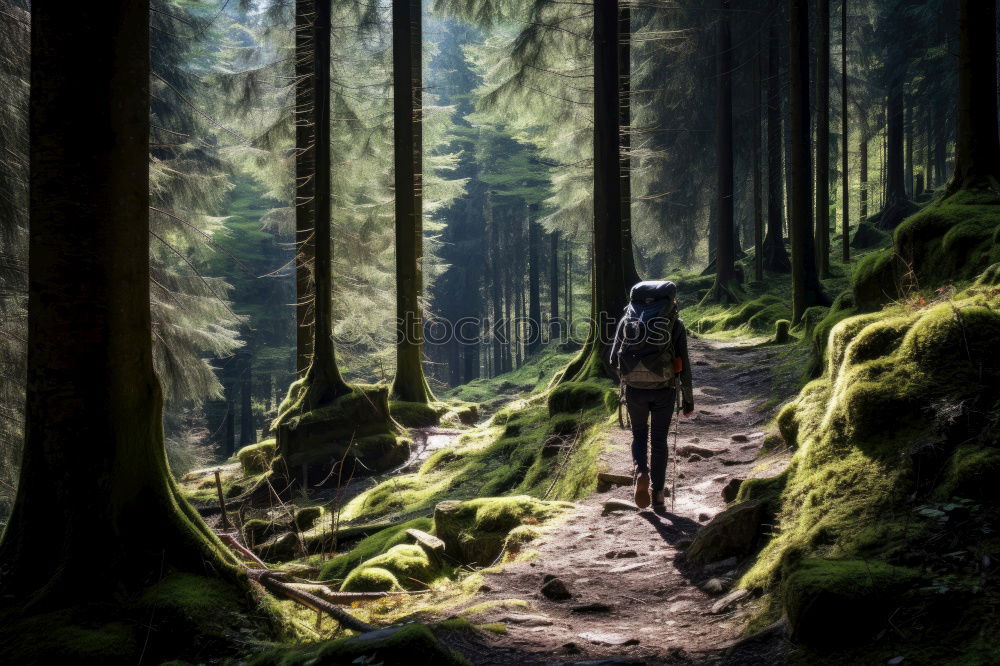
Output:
[453,337,792,665]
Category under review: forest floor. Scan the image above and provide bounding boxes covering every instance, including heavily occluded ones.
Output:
[446,337,795,665]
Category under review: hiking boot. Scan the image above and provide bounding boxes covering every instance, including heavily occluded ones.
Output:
[634,471,651,509]
[652,489,667,509]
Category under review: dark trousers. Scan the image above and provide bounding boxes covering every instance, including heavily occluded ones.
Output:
[625,386,676,493]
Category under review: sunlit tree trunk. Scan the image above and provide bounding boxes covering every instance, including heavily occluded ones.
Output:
[764,13,791,273]
[860,123,869,220]
[788,0,829,323]
[946,0,1000,195]
[841,0,850,262]
[294,1,316,375]
[619,1,640,289]
[560,0,627,382]
[0,0,241,614]
[391,0,432,403]
[299,0,350,408]
[815,0,831,276]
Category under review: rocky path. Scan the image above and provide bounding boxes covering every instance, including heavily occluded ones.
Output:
[453,337,792,665]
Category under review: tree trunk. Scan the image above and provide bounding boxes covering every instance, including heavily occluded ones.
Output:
[876,81,913,229]
[0,0,242,619]
[299,0,350,408]
[925,105,934,190]
[788,0,829,323]
[560,0,626,382]
[905,95,914,196]
[619,2,641,289]
[860,125,869,220]
[841,0,850,262]
[946,0,1000,195]
[549,230,561,340]
[753,35,764,282]
[391,0,432,403]
[815,0,831,277]
[764,13,791,273]
[240,353,254,445]
[294,1,316,375]
[527,205,541,355]
[708,0,736,302]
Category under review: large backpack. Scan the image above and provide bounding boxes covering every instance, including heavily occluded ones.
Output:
[615,281,679,390]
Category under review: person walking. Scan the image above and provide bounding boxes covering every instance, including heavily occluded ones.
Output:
[610,281,695,510]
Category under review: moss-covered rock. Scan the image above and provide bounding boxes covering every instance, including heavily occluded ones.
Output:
[547,380,615,415]
[391,400,445,428]
[685,498,767,566]
[772,319,790,344]
[318,517,433,582]
[274,387,409,486]
[340,544,437,592]
[783,559,923,646]
[237,439,276,475]
[293,505,324,532]
[935,445,1000,502]
[433,496,570,566]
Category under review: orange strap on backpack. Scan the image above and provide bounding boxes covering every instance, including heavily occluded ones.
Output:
[673,357,683,374]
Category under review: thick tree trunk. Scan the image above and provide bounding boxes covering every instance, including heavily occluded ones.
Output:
[527,205,541,355]
[753,38,764,282]
[391,0,432,403]
[946,0,1000,195]
[561,0,626,382]
[841,0,850,262]
[876,82,914,229]
[549,230,561,341]
[788,0,829,323]
[300,0,350,408]
[619,2,641,289]
[0,0,242,619]
[294,1,316,375]
[815,0,831,276]
[764,15,791,273]
[707,0,736,301]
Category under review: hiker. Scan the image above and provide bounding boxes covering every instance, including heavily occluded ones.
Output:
[609,281,695,510]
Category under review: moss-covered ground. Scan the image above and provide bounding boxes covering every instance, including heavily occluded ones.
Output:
[709,192,1000,661]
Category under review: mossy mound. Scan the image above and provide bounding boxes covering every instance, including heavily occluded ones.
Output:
[433,495,571,566]
[237,440,276,475]
[273,386,409,486]
[248,623,469,666]
[319,517,433,582]
[693,294,791,335]
[446,346,578,407]
[783,559,923,646]
[0,572,283,664]
[547,380,616,415]
[340,544,438,592]
[391,400,445,427]
[293,505,324,531]
[734,274,1000,657]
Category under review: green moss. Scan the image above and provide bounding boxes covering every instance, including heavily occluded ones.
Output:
[936,445,1000,502]
[772,319,791,344]
[0,609,138,663]
[391,400,445,427]
[318,517,433,582]
[782,559,923,646]
[293,506,323,531]
[547,380,615,415]
[237,439,276,475]
[433,495,570,565]
[250,623,469,666]
[340,544,438,592]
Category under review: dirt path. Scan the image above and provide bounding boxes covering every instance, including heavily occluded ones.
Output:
[452,337,792,665]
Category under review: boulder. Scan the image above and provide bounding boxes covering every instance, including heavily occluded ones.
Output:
[721,478,744,503]
[685,498,766,566]
[541,575,572,601]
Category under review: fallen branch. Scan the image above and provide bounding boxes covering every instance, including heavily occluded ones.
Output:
[284,582,426,605]
[251,570,376,634]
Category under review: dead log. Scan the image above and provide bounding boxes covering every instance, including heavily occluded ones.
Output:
[251,570,375,634]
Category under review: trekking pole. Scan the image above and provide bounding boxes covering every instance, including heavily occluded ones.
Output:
[670,382,681,513]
